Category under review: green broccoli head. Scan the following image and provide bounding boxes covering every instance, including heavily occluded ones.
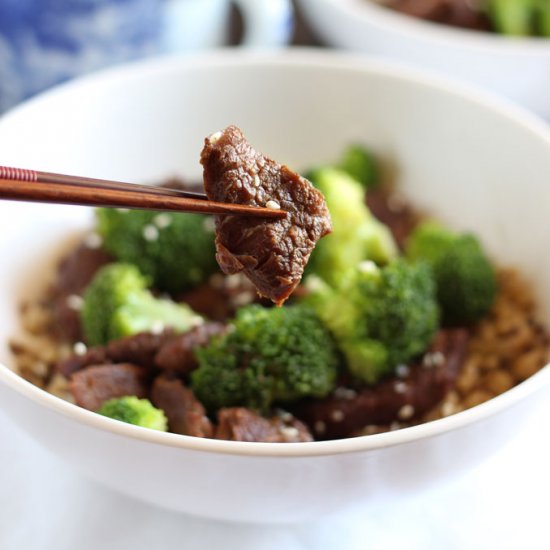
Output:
[487,0,535,36]
[306,167,397,285]
[307,259,439,384]
[338,144,379,190]
[406,222,497,325]
[96,208,218,294]
[192,304,339,413]
[98,396,168,431]
[81,262,203,346]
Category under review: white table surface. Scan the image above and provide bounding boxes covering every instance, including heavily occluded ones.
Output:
[1,399,549,550]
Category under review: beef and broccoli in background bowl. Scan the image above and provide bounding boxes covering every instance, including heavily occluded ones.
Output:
[297,0,550,119]
[0,51,550,523]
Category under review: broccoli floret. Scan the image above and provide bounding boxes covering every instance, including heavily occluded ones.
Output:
[338,144,379,190]
[487,0,536,36]
[406,222,497,325]
[98,396,168,431]
[96,208,218,294]
[81,262,203,346]
[306,259,439,384]
[192,304,339,412]
[306,167,397,286]
[537,1,550,36]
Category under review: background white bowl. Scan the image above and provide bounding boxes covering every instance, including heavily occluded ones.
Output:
[0,51,550,524]
[297,0,550,120]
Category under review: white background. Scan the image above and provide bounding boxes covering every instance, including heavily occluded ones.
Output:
[1,399,549,550]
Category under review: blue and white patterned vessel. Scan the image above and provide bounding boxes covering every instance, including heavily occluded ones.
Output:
[0,0,162,111]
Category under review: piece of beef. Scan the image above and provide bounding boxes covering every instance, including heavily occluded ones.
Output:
[178,273,264,322]
[385,0,449,21]
[57,346,110,377]
[56,330,174,376]
[291,329,469,440]
[154,323,227,375]
[178,283,234,322]
[51,242,112,342]
[150,375,213,437]
[215,408,313,442]
[69,363,148,411]
[385,0,490,31]
[366,187,419,250]
[200,126,332,306]
[107,330,175,369]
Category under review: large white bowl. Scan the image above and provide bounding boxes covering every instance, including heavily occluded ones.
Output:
[298,0,550,119]
[0,51,550,524]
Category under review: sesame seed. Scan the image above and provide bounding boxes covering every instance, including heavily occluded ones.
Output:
[398,404,415,420]
[231,291,255,307]
[333,387,357,400]
[358,260,377,274]
[396,364,410,378]
[84,232,102,249]
[202,217,216,233]
[364,425,380,435]
[265,200,280,210]
[422,352,445,369]
[73,342,87,356]
[314,421,326,434]
[209,131,223,143]
[154,213,172,229]
[151,320,165,335]
[66,294,84,311]
[431,351,445,367]
[190,316,203,327]
[277,410,293,422]
[331,410,345,422]
[394,381,408,394]
[225,274,243,290]
[280,426,300,440]
[253,174,261,187]
[143,224,159,242]
[441,401,456,417]
[305,275,326,294]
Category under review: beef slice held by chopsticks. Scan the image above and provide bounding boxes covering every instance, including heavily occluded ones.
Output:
[200,126,332,306]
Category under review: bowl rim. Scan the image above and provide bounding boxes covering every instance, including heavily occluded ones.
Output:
[1,48,550,458]
[315,0,550,54]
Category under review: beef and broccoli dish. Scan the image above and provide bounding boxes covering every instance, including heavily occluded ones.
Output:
[379,0,550,37]
[9,131,550,442]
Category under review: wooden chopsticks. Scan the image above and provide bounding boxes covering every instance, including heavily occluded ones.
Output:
[0,166,287,219]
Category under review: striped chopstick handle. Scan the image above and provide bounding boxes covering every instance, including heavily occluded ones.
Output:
[0,166,38,182]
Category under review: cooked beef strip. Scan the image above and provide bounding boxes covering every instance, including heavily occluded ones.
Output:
[177,282,234,321]
[291,329,469,440]
[215,408,313,442]
[69,363,148,411]
[200,125,332,306]
[366,187,419,250]
[56,330,173,376]
[154,322,227,375]
[385,0,490,31]
[51,242,112,342]
[151,375,213,437]
[107,330,175,369]
[178,273,266,322]
[57,346,110,377]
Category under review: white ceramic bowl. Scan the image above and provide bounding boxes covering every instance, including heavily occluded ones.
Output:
[298,0,550,120]
[0,51,550,524]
